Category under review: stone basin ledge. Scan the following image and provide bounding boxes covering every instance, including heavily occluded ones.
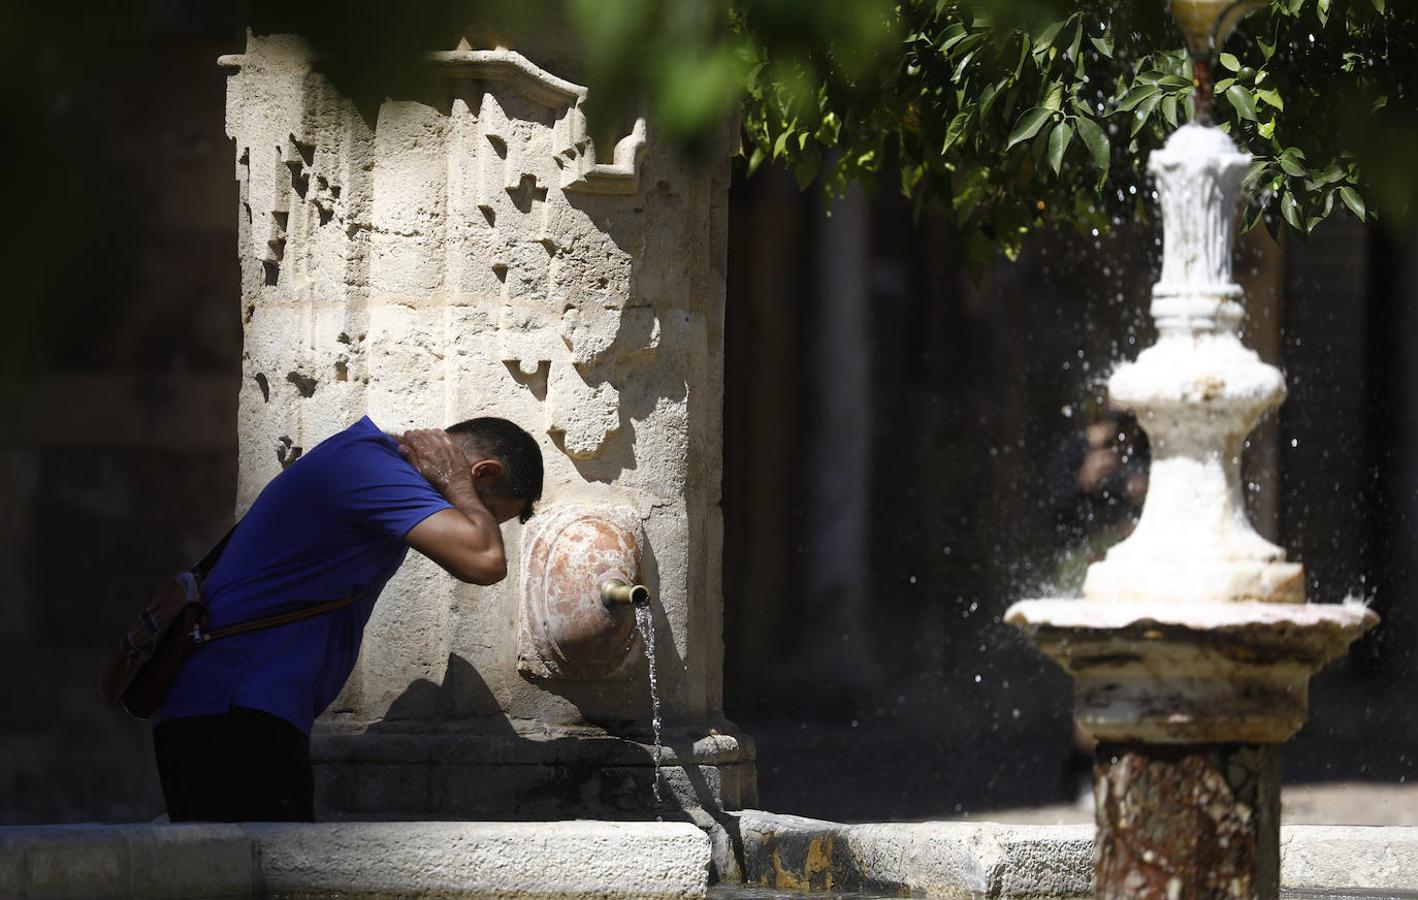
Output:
[1005,598,1378,744]
[0,820,710,900]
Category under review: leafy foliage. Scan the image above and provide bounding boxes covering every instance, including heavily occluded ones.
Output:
[735,0,1415,267]
[224,0,1417,269]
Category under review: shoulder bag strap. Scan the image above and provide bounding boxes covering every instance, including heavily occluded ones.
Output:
[202,594,361,643]
[191,522,239,587]
[189,516,361,644]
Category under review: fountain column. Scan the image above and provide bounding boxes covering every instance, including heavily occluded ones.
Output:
[1007,7,1375,898]
[220,32,754,820]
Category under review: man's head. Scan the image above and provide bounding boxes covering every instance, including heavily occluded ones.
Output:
[445,417,544,524]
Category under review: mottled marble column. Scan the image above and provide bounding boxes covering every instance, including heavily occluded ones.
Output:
[1094,744,1280,900]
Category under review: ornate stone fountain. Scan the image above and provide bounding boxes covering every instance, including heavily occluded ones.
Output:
[1006,3,1378,898]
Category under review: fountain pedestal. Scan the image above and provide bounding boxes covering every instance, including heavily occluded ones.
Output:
[1094,743,1280,899]
[1007,121,1376,900]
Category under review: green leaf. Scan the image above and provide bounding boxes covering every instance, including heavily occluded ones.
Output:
[1006,107,1054,149]
[1225,85,1259,121]
[746,146,766,177]
[794,147,821,189]
[1255,88,1284,111]
[1162,94,1180,128]
[951,32,988,59]
[1243,201,1267,233]
[1032,20,1066,55]
[773,129,791,159]
[1114,84,1160,113]
[1278,151,1308,178]
[1339,186,1367,220]
[952,48,980,82]
[1014,32,1030,80]
[942,107,972,154]
[1258,36,1276,61]
[1090,34,1114,58]
[1243,159,1270,189]
[1043,81,1065,112]
[1318,0,1331,27]
[1075,116,1110,175]
[1219,52,1242,72]
[1048,121,1074,174]
[1066,20,1083,61]
[979,83,1000,121]
[1280,191,1303,231]
[1313,162,1345,185]
[1131,94,1162,137]
[1257,119,1276,139]
[902,163,924,200]
[1213,77,1237,94]
[937,25,968,53]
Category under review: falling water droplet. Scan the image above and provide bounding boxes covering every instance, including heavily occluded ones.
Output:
[634,605,664,807]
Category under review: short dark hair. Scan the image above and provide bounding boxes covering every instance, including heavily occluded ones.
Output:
[446,417,544,521]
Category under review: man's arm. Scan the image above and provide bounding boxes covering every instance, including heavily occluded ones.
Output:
[398,429,508,585]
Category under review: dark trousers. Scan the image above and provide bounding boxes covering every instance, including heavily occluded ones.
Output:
[153,705,315,822]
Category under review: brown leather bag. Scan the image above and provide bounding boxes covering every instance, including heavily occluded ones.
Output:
[99,526,358,719]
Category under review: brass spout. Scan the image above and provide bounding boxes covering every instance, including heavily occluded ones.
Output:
[601,579,650,608]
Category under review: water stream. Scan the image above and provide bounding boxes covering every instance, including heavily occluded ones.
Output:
[635,603,664,806]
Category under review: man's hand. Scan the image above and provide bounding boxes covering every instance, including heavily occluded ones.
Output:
[399,429,509,585]
[398,429,475,502]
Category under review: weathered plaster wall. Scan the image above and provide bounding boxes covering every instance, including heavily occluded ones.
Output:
[224,34,729,746]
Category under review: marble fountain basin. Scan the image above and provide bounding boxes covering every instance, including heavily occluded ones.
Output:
[1005,598,1378,745]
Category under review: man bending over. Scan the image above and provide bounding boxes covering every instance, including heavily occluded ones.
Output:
[154,415,542,822]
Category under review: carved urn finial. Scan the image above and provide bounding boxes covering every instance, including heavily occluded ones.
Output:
[1169,0,1266,123]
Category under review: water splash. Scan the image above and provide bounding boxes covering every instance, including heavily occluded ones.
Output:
[634,604,664,806]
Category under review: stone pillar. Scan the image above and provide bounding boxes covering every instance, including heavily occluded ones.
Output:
[220,33,753,819]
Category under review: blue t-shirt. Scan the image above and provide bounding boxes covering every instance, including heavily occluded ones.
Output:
[158,416,452,734]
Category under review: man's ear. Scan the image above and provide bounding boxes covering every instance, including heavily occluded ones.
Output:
[470,458,504,486]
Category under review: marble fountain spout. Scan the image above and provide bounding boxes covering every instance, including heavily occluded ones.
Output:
[518,505,652,682]
[518,505,667,804]
[1006,3,1377,898]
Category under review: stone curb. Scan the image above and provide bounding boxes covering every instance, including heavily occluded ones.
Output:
[737,812,1418,898]
[0,820,710,899]
[737,812,1092,898]
[1280,825,1418,897]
